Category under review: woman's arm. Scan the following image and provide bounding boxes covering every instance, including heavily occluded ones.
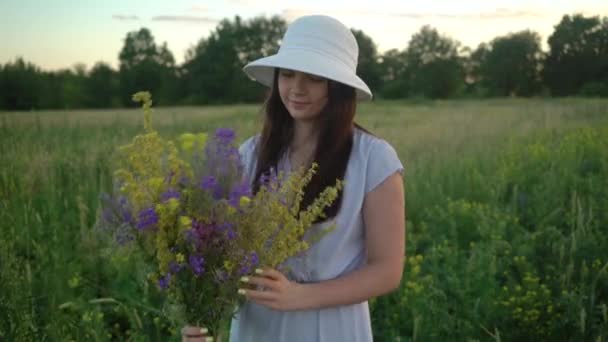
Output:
[299,172,405,310]
[239,172,405,311]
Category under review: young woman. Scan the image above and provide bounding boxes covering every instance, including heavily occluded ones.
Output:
[230,16,405,342]
[184,14,405,342]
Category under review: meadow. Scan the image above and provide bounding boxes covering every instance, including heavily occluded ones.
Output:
[1,98,607,341]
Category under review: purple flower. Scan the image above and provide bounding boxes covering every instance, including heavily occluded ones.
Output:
[259,168,280,191]
[200,175,217,190]
[178,175,191,187]
[226,228,237,240]
[214,270,229,284]
[169,261,182,274]
[202,128,242,177]
[215,128,235,144]
[185,220,216,249]
[237,251,260,276]
[189,255,205,275]
[184,228,198,244]
[158,273,171,289]
[229,181,252,207]
[101,207,115,225]
[98,194,137,245]
[99,194,135,227]
[250,251,259,267]
[115,228,134,245]
[238,264,251,276]
[200,176,222,199]
[136,207,158,230]
[258,174,268,186]
[217,222,233,232]
[160,188,180,202]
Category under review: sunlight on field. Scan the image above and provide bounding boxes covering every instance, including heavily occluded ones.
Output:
[3,98,607,168]
[1,98,607,340]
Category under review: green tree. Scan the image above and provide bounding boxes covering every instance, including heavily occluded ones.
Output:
[351,29,382,94]
[377,48,409,99]
[118,28,177,106]
[183,15,286,104]
[0,58,43,110]
[404,26,465,98]
[474,30,544,97]
[85,62,119,108]
[62,64,88,109]
[465,43,490,96]
[543,14,608,96]
[37,66,87,109]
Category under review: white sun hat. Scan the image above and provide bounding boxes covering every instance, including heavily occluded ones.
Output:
[242,15,373,101]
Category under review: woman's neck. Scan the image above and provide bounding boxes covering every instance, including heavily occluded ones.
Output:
[291,120,318,152]
[290,120,318,167]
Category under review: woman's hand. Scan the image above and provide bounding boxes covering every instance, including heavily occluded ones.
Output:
[181,326,209,342]
[238,268,308,311]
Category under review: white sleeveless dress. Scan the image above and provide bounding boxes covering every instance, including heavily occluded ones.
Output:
[230,128,404,342]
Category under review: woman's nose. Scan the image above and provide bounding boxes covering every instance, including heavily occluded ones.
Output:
[292,73,307,93]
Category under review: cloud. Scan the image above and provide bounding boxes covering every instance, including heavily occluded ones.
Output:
[417,8,545,20]
[188,5,210,12]
[281,7,546,22]
[112,14,139,21]
[151,15,219,24]
[224,0,280,5]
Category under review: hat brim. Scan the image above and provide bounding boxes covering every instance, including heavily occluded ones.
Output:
[242,50,373,101]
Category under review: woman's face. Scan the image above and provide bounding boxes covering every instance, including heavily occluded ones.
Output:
[277,68,329,122]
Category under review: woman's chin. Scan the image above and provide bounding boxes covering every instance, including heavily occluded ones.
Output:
[289,111,319,122]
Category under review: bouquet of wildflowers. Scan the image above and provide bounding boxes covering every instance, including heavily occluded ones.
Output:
[97,92,342,338]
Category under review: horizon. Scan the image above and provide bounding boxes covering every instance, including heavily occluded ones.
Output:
[1,0,607,72]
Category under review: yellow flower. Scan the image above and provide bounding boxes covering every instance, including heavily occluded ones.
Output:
[178,133,196,152]
[148,177,164,191]
[179,216,192,228]
[132,91,153,132]
[196,133,208,147]
[224,260,234,272]
[167,198,180,212]
[132,91,151,104]
[239,196,251,207]
[176,253,185,263]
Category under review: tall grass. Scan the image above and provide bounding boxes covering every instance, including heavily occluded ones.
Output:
[1,98,607,340]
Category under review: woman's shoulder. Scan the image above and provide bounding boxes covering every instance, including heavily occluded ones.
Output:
[352,127,398,157]
[352,127,404,193]
[238,134,261,181]
[238,134,261,156]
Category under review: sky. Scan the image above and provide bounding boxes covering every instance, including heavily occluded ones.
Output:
[1,0,606,71]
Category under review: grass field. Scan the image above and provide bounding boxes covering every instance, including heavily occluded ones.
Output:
[1,98,607,341]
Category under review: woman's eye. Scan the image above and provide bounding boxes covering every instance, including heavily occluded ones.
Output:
[280,71,294,78]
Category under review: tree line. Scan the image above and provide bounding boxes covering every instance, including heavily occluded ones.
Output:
[1,13,607,110]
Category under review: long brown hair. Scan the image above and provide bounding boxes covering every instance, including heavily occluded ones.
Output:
[253,68,358,222]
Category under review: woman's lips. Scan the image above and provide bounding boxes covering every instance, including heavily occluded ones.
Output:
[290,100,310,107]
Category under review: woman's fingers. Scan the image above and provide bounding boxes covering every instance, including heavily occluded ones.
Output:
[239,288,277,301]
[181,326,209,342]
[241,275,277,290]
[255,267,285,281]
